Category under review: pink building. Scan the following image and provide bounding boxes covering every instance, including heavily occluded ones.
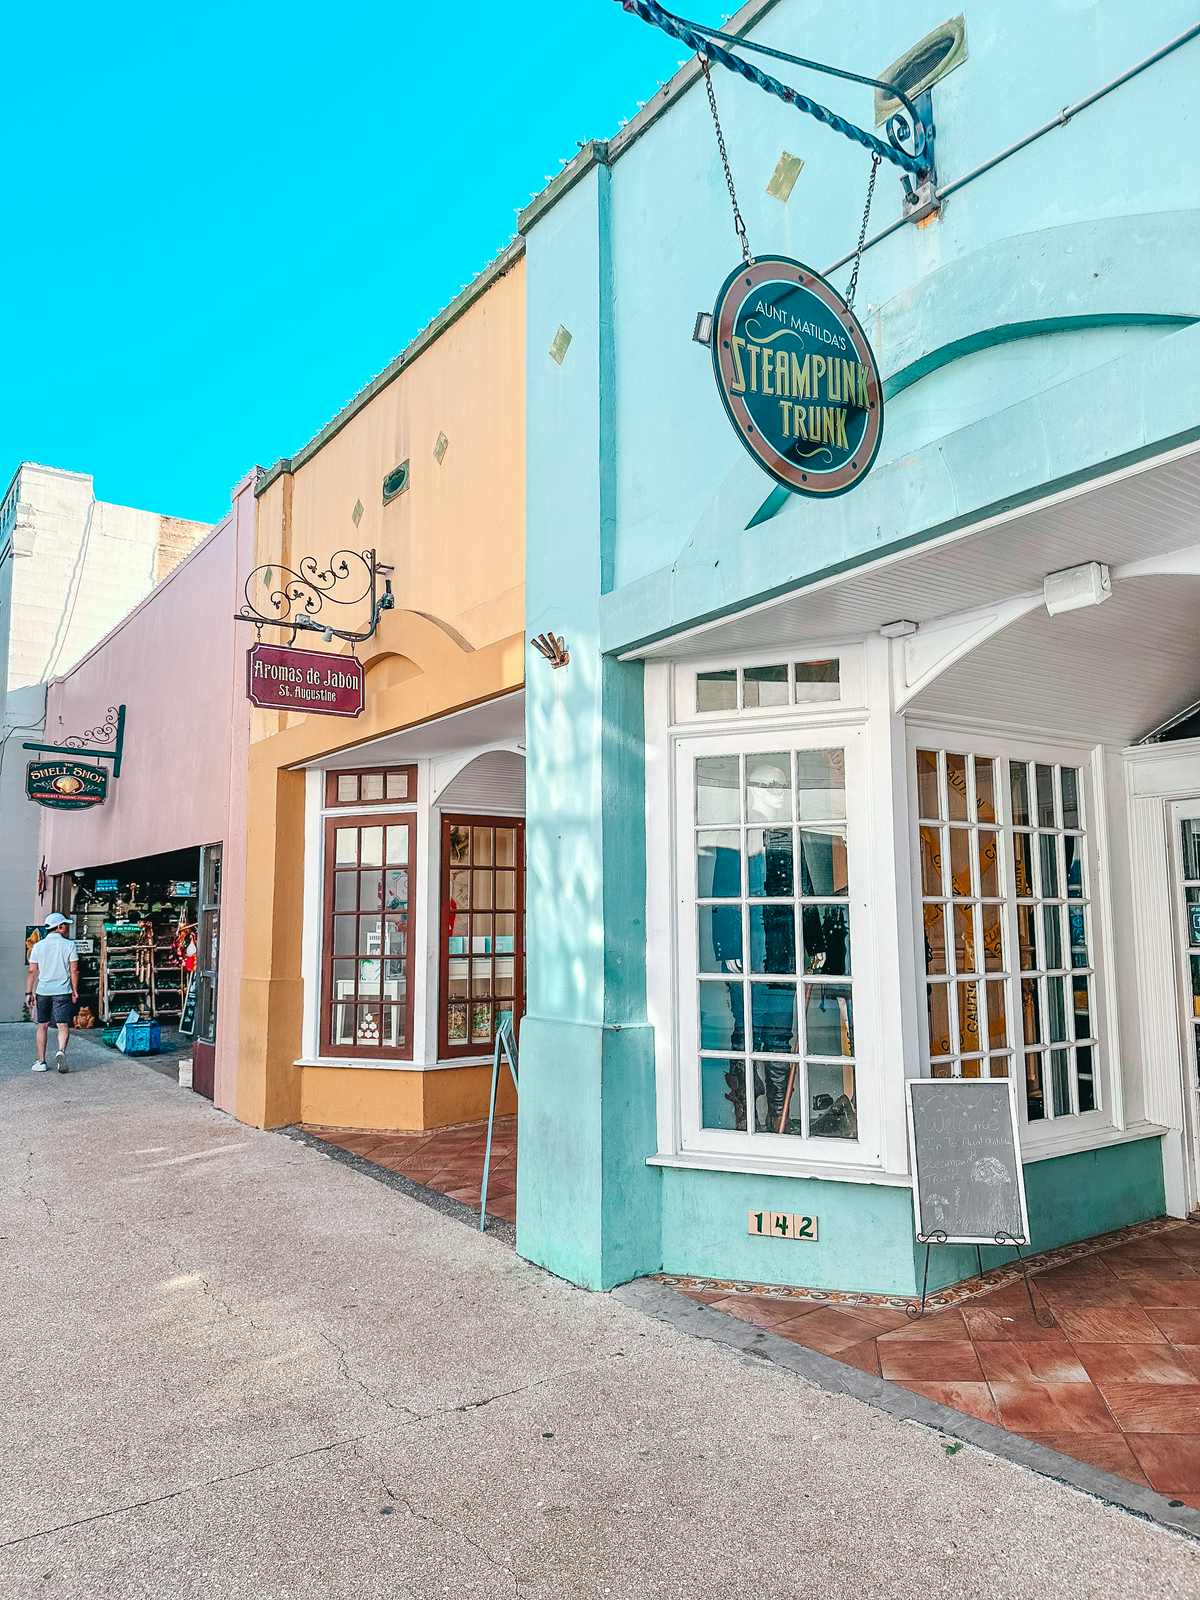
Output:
[33,471,256,1108]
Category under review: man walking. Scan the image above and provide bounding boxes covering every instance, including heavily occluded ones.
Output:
[26,912,79,1073]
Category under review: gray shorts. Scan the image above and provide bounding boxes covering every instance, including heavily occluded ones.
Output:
[35,994,75,1025]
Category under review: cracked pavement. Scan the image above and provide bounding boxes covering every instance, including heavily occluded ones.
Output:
[2,1026,1198,1598]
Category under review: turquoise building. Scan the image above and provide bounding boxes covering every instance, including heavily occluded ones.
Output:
[516,1,1200,1296]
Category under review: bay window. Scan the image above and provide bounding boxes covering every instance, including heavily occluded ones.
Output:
[676,725,874,1161]
[320,769,417,1059]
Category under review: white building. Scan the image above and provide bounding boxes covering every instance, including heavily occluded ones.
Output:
[0,463,210,1019]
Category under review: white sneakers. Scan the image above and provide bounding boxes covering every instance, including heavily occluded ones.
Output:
[56,1051,68,1074]
[31,1061,47,1072]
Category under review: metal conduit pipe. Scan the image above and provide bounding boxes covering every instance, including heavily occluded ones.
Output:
[823,19,1200,277]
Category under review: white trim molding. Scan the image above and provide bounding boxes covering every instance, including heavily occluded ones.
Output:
[1123,737,1200,1215]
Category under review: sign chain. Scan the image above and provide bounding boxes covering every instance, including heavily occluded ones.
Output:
[843,153,881,312]
[701,55,753,267]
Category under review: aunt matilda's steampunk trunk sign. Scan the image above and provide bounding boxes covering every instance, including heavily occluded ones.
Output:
[711,256,883,498]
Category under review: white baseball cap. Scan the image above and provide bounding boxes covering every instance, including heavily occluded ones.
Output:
[44,912,68,928]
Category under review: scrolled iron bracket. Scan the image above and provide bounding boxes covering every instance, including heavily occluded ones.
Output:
[616,2,936,193]
[22,704,127,777]
[61,706,121,749]
[234,547,395,646]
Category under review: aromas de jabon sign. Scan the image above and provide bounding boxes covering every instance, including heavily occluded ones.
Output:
[711,255,883,498]
[26,759,109,810]
[246,643,364,717]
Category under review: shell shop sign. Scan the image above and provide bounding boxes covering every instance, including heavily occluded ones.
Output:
[26,759,109,810]
[246,643,364,718]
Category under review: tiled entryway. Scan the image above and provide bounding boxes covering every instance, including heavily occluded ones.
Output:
[310,1116,517,1223]
[678,1221,1200,1503]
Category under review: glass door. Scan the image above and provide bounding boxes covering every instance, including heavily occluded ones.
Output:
[439,814,524,1058]
[196,844,222,1044]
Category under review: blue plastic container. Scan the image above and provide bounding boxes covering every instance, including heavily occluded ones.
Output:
[119,1021,161,1056]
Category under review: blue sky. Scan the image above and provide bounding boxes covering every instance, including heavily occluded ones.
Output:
[2,2,684,523]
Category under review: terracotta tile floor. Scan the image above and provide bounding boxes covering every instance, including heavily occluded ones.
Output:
[309,1117,517,1223]
[681,1221,1200,1505]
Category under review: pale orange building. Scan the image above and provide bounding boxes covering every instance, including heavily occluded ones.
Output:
[235,241,525,1133]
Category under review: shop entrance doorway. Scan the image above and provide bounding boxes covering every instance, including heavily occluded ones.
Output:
[62,849,200,1032]
[1172,801,1200,1210]
[439,814,525,1059]
[191,843,223,1099]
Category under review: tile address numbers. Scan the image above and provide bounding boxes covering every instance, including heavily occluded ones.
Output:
[748,1210,818,1240]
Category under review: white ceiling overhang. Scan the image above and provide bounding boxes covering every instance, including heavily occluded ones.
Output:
[296,689,524,771]
[625,442,1200,663]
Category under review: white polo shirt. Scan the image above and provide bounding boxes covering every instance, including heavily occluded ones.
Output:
[30,933,78,995]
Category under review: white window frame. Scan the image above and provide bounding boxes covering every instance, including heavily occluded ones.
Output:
[674,643,864,725]
[906,722,1122,1152]
[672,720,882,1167]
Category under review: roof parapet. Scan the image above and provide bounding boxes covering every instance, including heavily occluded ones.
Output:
[256,235,525,496]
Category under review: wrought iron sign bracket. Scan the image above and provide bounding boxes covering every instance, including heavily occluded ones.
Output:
[23,703,126,778]
[234,548,395,647]
[616,2,937,198]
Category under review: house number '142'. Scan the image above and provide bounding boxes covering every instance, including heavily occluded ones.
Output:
[748,1211,818,1241]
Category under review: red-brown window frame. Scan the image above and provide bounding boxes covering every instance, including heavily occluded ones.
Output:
[438,812,525,1060]
[325,765,418,809]
[320,808,418,1060]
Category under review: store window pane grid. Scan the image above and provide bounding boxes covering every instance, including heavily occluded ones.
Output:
[915,749,1098,1123]
[326,766,416,808]
[696,659,840,715]
[916,748,1011,1084]
[695,748,857,1143]
[326,819,411,1054]
[443,819,522,1053]
[1180,818,1200,1088]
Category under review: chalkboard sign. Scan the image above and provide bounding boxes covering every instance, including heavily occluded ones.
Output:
[178,976,197,1038]
[906,1078,1030,1246]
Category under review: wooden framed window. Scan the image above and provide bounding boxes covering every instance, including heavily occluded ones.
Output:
[325,766,417,808]
[439,814,524,1058]
[320,813,416,1058]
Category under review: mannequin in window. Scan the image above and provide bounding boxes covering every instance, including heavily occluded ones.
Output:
[744,761,798,1128]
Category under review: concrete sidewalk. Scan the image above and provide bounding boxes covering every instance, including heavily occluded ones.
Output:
[1,1028,1197,1599]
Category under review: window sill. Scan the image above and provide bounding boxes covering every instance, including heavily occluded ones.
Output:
[293,1056,491,1073]
[647,1151,911,1186]
[1019,1120,1168,1164]
[646,1122,1169,1185]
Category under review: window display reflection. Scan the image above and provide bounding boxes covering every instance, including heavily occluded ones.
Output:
[694,747,858,1142]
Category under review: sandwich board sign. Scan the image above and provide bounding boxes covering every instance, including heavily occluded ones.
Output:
[179,975,197,1038]
[905,1077,1030,1246]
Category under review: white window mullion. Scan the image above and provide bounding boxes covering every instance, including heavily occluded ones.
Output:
[675,724,873,1165]
[911,731,1113,1145]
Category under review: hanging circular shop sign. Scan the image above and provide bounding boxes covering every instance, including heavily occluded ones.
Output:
[711,255,883,498]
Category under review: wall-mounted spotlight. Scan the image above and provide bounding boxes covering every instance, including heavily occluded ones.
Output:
[1044,562,1111,616]
[531,632,570,669]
